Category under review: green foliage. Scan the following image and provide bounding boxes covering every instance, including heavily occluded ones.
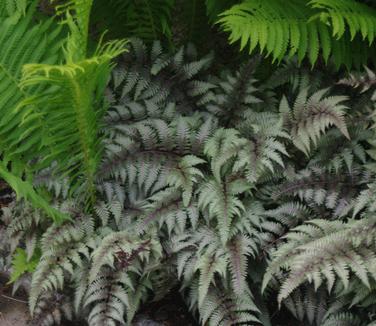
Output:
[0,0,126,220]
[0,2,66,222]
[0,0,27,23]
[88,0,376,70]
[1,25,376,326]
[217,0,376,68]
[91,0,175,41]
[205,0,236,21]
[19,0,126,208]
[9,247,40,283]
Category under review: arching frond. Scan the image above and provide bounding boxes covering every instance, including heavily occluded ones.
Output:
[29,213,94,313]
[218,0,376,68]
[263,217,376,305]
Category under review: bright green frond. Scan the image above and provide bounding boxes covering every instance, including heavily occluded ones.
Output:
[218,0,376,68]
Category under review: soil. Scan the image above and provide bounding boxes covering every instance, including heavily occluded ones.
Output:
[0,295,29,326]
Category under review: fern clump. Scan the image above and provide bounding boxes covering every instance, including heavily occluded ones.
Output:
[2,6,376,323]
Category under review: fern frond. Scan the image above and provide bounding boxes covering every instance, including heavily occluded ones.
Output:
[310,0,376,43]
[89,229,162,282]
[113,39,214,111]
[227,234,256,295]
[19,38,126,207]
[280,87,350,154]
[92,0,175,41]
[172,225,258,305]
[102,115,215,198]
[218,0,322,64]
[0,4,65,221]
[86,229,163,324]
[273,166,370,217]
[30,292,74,326]
[0,0,27,21]
[263,216,376,305]
[352,181,376,216]
[321,312,362,326]
[193,283,260,326]
[259,202,312,250]
[55,0,94,62]
[84,267,131,325]
[138,187,199,234]
[167,155,205,206]
[218,0,376,68]
[338,66,376,93]
[207,60,262,123]
[29,213,94,313]
[198,177,249,243]
[311,126,371,172]
[205,117,288,184]
[340,279,376,309]
[283,285,331,326]
[5,202,43,259]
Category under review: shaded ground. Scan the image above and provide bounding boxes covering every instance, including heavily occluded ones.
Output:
[0,180,13,209]
[0,281,197,326]
[0,294,29,326]
[134,289,198,326]
[0,274,30,326]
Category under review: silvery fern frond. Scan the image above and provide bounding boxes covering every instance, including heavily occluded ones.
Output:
[263,216,376,305]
